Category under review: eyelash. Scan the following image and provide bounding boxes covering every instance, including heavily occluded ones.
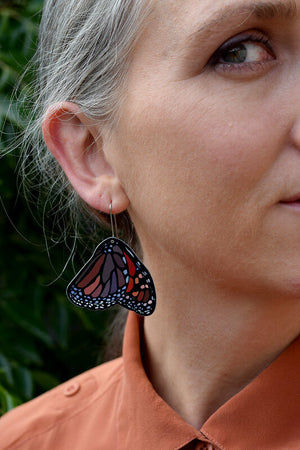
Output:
[209,32,276,73]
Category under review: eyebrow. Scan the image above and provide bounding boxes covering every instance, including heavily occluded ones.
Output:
[187,0,297,45]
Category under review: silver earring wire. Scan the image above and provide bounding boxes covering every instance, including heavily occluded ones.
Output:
[109,203,118,238]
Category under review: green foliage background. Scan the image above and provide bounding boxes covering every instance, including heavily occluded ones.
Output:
[0,0,114,415]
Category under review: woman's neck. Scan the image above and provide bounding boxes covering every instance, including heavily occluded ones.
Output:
[142,269,300,429]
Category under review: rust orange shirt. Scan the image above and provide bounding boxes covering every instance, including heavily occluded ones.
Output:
[0,312,299,449]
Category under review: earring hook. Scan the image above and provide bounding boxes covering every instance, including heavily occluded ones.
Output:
[109,203,118,238]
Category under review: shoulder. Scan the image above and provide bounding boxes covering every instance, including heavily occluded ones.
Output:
[0,357,123,450]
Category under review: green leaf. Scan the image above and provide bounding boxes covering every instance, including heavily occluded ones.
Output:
[9,342,43,366]
[0,301,53,347]
[0,97,22,129]
[32,370,60,391]
[0,384,22,414]
[12,365,33,399]
[0,353,13,385]
[54,300,70,349]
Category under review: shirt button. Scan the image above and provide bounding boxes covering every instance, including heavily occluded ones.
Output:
[63,381,80,397]
[194,443,214,450]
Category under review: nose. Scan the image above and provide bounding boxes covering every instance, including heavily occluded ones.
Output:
[288,68,300,151]
[291,116,300,150]
[290,113,300,151]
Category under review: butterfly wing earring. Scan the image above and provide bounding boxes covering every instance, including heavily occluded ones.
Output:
[66,204,156,316]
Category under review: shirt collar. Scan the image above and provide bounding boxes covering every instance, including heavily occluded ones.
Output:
[118,312,300,449]
[202,332,300,449]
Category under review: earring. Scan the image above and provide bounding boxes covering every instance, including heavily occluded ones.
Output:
[66,204,156,316]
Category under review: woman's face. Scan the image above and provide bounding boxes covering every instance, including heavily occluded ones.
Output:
[104,0,300,297]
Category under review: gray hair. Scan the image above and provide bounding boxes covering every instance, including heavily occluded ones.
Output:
[21,0,151,253]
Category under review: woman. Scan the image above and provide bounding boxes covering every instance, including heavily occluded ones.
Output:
[1,0,299,448]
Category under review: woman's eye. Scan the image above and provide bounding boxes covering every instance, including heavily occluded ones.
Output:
[210,34,276,74]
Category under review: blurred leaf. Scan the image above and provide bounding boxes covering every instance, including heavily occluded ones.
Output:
[32,370,60,391]
[12,365,33,399]
[0,354,13,385]
[7,342,43,366]
[0,301,53,347]
[0,385,22,415]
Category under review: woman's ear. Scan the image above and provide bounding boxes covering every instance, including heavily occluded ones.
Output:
[42,102,129,214]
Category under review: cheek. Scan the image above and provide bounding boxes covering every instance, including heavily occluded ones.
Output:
[111,81,281,285]
[115,85,276,226]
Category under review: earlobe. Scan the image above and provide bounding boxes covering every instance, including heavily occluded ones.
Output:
[42,102,129,214]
